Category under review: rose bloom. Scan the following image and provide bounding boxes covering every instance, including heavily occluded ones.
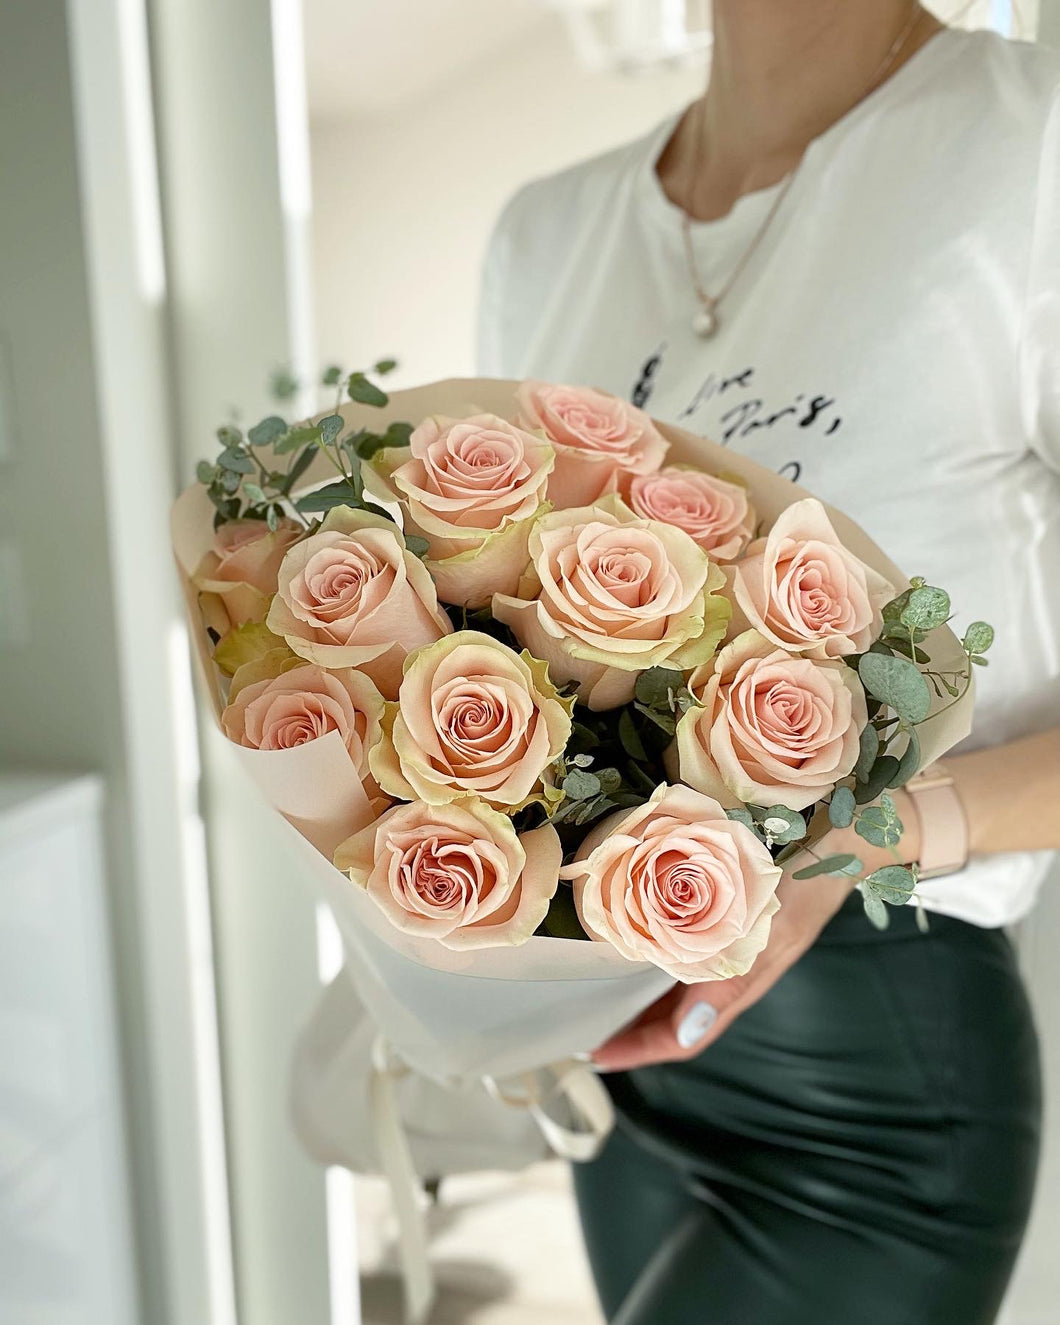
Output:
[366,414,554,608]
[673,630,868,812]
[515,381,668,507]
[370,631,572,812]
[629,466,755,562]
[334,799,561,950]
[265,505,451,698]
[193,517,303,629]
[492,495,730,711]
[560,783,782,983]
[221,659,384,786]
[732,498,895,658]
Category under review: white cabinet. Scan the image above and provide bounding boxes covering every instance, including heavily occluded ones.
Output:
[0,773,139,1325]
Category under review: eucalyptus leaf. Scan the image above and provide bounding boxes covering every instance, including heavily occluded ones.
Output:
[863,864,917,904]
[858,652,932,725]
[196,460,215,484]
[248,415,288,448]
[404,534,430,560]
[270,368,299,400]
[321,365,343,386]
[791,853,863,880]
[243,482,266,506]
[890,729,921,787]
[282,445,317,493]
[563,769,600,801]
[899,585,950,633]
[347,372,388,407]
[862,892,890,930]
[318,413,344,445]
[635,667,685,709]
[725,807,757,832]
[294,481,363,513]
[219,447,254,474]
[855,724,879,782]
[854,755,901,804]
[374,358,398,375]
[962,621,994,655]
[274,424,321,455]
[828,785,856,829]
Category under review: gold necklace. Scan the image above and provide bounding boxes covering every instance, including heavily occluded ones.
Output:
[682,2,925,339]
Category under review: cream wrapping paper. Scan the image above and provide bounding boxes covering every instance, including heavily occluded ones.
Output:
[172,378,974,1083]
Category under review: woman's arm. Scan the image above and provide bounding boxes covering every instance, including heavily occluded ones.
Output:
[592,726,1060,1072]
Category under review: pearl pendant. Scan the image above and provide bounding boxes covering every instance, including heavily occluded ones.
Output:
[692,305,719,338]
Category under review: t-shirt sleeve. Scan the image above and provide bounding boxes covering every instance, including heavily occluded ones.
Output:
[1021,86,1060,470]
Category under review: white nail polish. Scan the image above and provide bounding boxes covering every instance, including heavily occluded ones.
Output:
[676,1000,717,1049]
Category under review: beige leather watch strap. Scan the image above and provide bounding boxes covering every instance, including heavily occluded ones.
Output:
[905,760,969,879]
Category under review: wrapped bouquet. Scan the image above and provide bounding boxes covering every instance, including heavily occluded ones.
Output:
[172,368,988,1087]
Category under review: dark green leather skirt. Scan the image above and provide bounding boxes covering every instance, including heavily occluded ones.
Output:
[574,894,1042,1325]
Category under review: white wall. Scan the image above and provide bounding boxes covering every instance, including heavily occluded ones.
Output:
[310,16,703,385]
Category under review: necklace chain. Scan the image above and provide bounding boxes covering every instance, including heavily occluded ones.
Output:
[682,2,925,338]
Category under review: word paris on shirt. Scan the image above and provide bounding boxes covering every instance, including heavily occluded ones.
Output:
[631,345,843,486]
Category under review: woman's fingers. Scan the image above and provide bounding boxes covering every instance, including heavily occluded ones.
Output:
[592,970,758,1072]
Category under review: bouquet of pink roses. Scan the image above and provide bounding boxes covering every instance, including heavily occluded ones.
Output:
[172,368,987,1085]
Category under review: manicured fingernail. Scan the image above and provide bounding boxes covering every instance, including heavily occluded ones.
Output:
[676,1001,717,1049]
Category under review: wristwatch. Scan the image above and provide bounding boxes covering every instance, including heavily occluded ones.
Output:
[904,760,969,879]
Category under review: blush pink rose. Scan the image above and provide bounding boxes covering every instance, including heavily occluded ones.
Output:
[221,660,385,789]
[515,381,668,507]
[193,517,303,628]
[365,414,554,608]
[265,505,451,698]
[370,631,573,812]
[629,467,755,562]
[334,799,562,950]
[560,783,782,982]
[673,630,868,812]
[492,495,730,710]
[731,498,896,658]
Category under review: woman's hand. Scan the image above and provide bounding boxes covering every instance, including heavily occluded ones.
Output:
[591,796,919,1073]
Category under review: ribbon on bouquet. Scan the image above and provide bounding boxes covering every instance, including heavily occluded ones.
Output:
[368,1034,615,1325]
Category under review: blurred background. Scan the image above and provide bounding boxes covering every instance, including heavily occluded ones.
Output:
[1,2,1058,1323]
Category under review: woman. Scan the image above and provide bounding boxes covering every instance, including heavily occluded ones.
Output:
[477,3,1060,1322]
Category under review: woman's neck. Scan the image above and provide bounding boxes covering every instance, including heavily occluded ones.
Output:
[659,1,944,220]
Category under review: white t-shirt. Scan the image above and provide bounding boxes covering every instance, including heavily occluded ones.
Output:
[477,28,1060,927]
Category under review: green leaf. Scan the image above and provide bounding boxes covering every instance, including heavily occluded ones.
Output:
[881,587,912,624]
[791,853,863,880]
[318,413,344,445]
[196,460,215,484]
[274,424,322,455]
[862,892,890,930]
[248,415,288,448]
[373,357,398,375]
[266,505,280,532]
[725,807,757,832]
[270,367,299,400]
[828,786,856,829]
[635,667,685,709]
[243,482,266,506]
[962,621,994,656]
[899,585,950,633]
[404,534,430,560]
[221,468,241,494]
[282,445,317,494]
[854,755,901,804]
[595,767,623,795]
[347,372,388,407]
[863,864,917,904]
[219,446,254,474]
[383,421,414,448]
[294,481,363,513]
[216,424,243,448]
[855,724,880,783]
[890,729,921,787]
[321,365,343,386]
[541,888,587,940]
[618,710,648,762]
[563,769,600,801]
[751,805,807,844]
[857,652,932,725]
[970,655,989,667]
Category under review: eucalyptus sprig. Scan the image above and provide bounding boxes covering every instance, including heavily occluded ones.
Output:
[196,359,411,532]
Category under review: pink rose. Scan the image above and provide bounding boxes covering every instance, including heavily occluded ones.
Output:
[334,799,561,950]
[731,499,895,658]
[492,495,730,710]
[515,381,668,507]
[221,660,385,791]
[366,414,554,608]
[673,630,867,812]
[629,467,754,562]
[193,517,303,628]
[265,505,452,698]
[560,783,782,982]
[370,631,573,812]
